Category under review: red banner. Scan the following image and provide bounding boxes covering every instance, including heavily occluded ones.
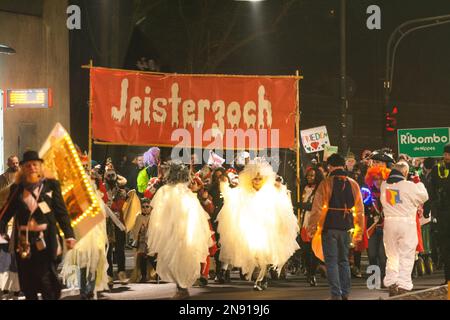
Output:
[91,67,298,149]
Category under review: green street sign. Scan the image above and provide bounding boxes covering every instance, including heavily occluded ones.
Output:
[398,127,450,158]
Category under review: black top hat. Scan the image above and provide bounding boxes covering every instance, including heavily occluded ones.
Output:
[369,149,395,164]
[20,150,44,165]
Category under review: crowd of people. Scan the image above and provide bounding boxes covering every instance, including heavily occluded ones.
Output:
[0,142,449,300]
[299,145,450,298]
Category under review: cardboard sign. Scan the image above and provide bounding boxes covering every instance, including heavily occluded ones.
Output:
[301,126,330,153]
[323,145,338,161]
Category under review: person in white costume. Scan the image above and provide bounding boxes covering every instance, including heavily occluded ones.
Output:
[60,175,109,300]
[380,161,428,296]
[0,228,20,299]
[147,161,212,299]
[217,158,299,291]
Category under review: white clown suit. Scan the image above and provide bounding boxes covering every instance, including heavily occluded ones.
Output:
[380,170,428,292]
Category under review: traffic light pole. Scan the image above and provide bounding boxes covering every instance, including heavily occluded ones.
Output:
[383,14,450,146]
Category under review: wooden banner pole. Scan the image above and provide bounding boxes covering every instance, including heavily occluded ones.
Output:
[295,70,301,227]
[87,59,93,172]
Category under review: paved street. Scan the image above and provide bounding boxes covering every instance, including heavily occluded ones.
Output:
[93,271,445,300]
[60,249,445,300]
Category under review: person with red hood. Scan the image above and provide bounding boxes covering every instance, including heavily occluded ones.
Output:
[364,165,391,284]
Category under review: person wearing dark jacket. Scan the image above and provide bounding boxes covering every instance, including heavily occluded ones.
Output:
[120,154,143,192]
[307,154,364,300]
[208,167,229,283]
[299,167,324,286]
[430,144,450,284]
[0,151,76,300]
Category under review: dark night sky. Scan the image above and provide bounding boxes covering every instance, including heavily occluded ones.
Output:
[69,0,450,160]
[130,0,450,102]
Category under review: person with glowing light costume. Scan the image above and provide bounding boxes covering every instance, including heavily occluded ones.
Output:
[217,158,299,291]
[146,161,212,299]
[307,153,364,300]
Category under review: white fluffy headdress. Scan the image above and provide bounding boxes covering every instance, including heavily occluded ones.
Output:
[238,157,276,191]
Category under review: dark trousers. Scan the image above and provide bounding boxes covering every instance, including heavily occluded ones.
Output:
[16,249,61,300]
[352,250,361,269]
[437,218,450,281]
[79,267,96,298]
[368,227,387,279]
[322,229,351,298]
[430,222,441,267]
[301,241,319,276]
[107,227,126,277]
[139,254,148,279]
[137,254,157,279]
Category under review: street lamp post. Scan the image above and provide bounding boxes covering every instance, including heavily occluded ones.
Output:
[383,14,450,146]
[339,0,348,154]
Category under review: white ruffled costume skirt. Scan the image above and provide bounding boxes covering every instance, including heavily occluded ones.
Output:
[217,184,299,278]
[147,183,212,289]
[60,188,109,296]
[0,244,20,293]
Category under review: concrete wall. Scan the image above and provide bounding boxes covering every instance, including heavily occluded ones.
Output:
[0,0,69,167]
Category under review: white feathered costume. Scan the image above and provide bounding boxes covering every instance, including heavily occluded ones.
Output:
[147,162,212,289]
[217,159,299,278]
[60,182,109,296]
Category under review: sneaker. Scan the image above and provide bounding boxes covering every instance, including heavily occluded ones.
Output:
[308,275,317,287]
[172,288,190,299]
[388,284,398,297]
[351,267,362,278]
[118,271,129,285]
[253,282,264,291]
